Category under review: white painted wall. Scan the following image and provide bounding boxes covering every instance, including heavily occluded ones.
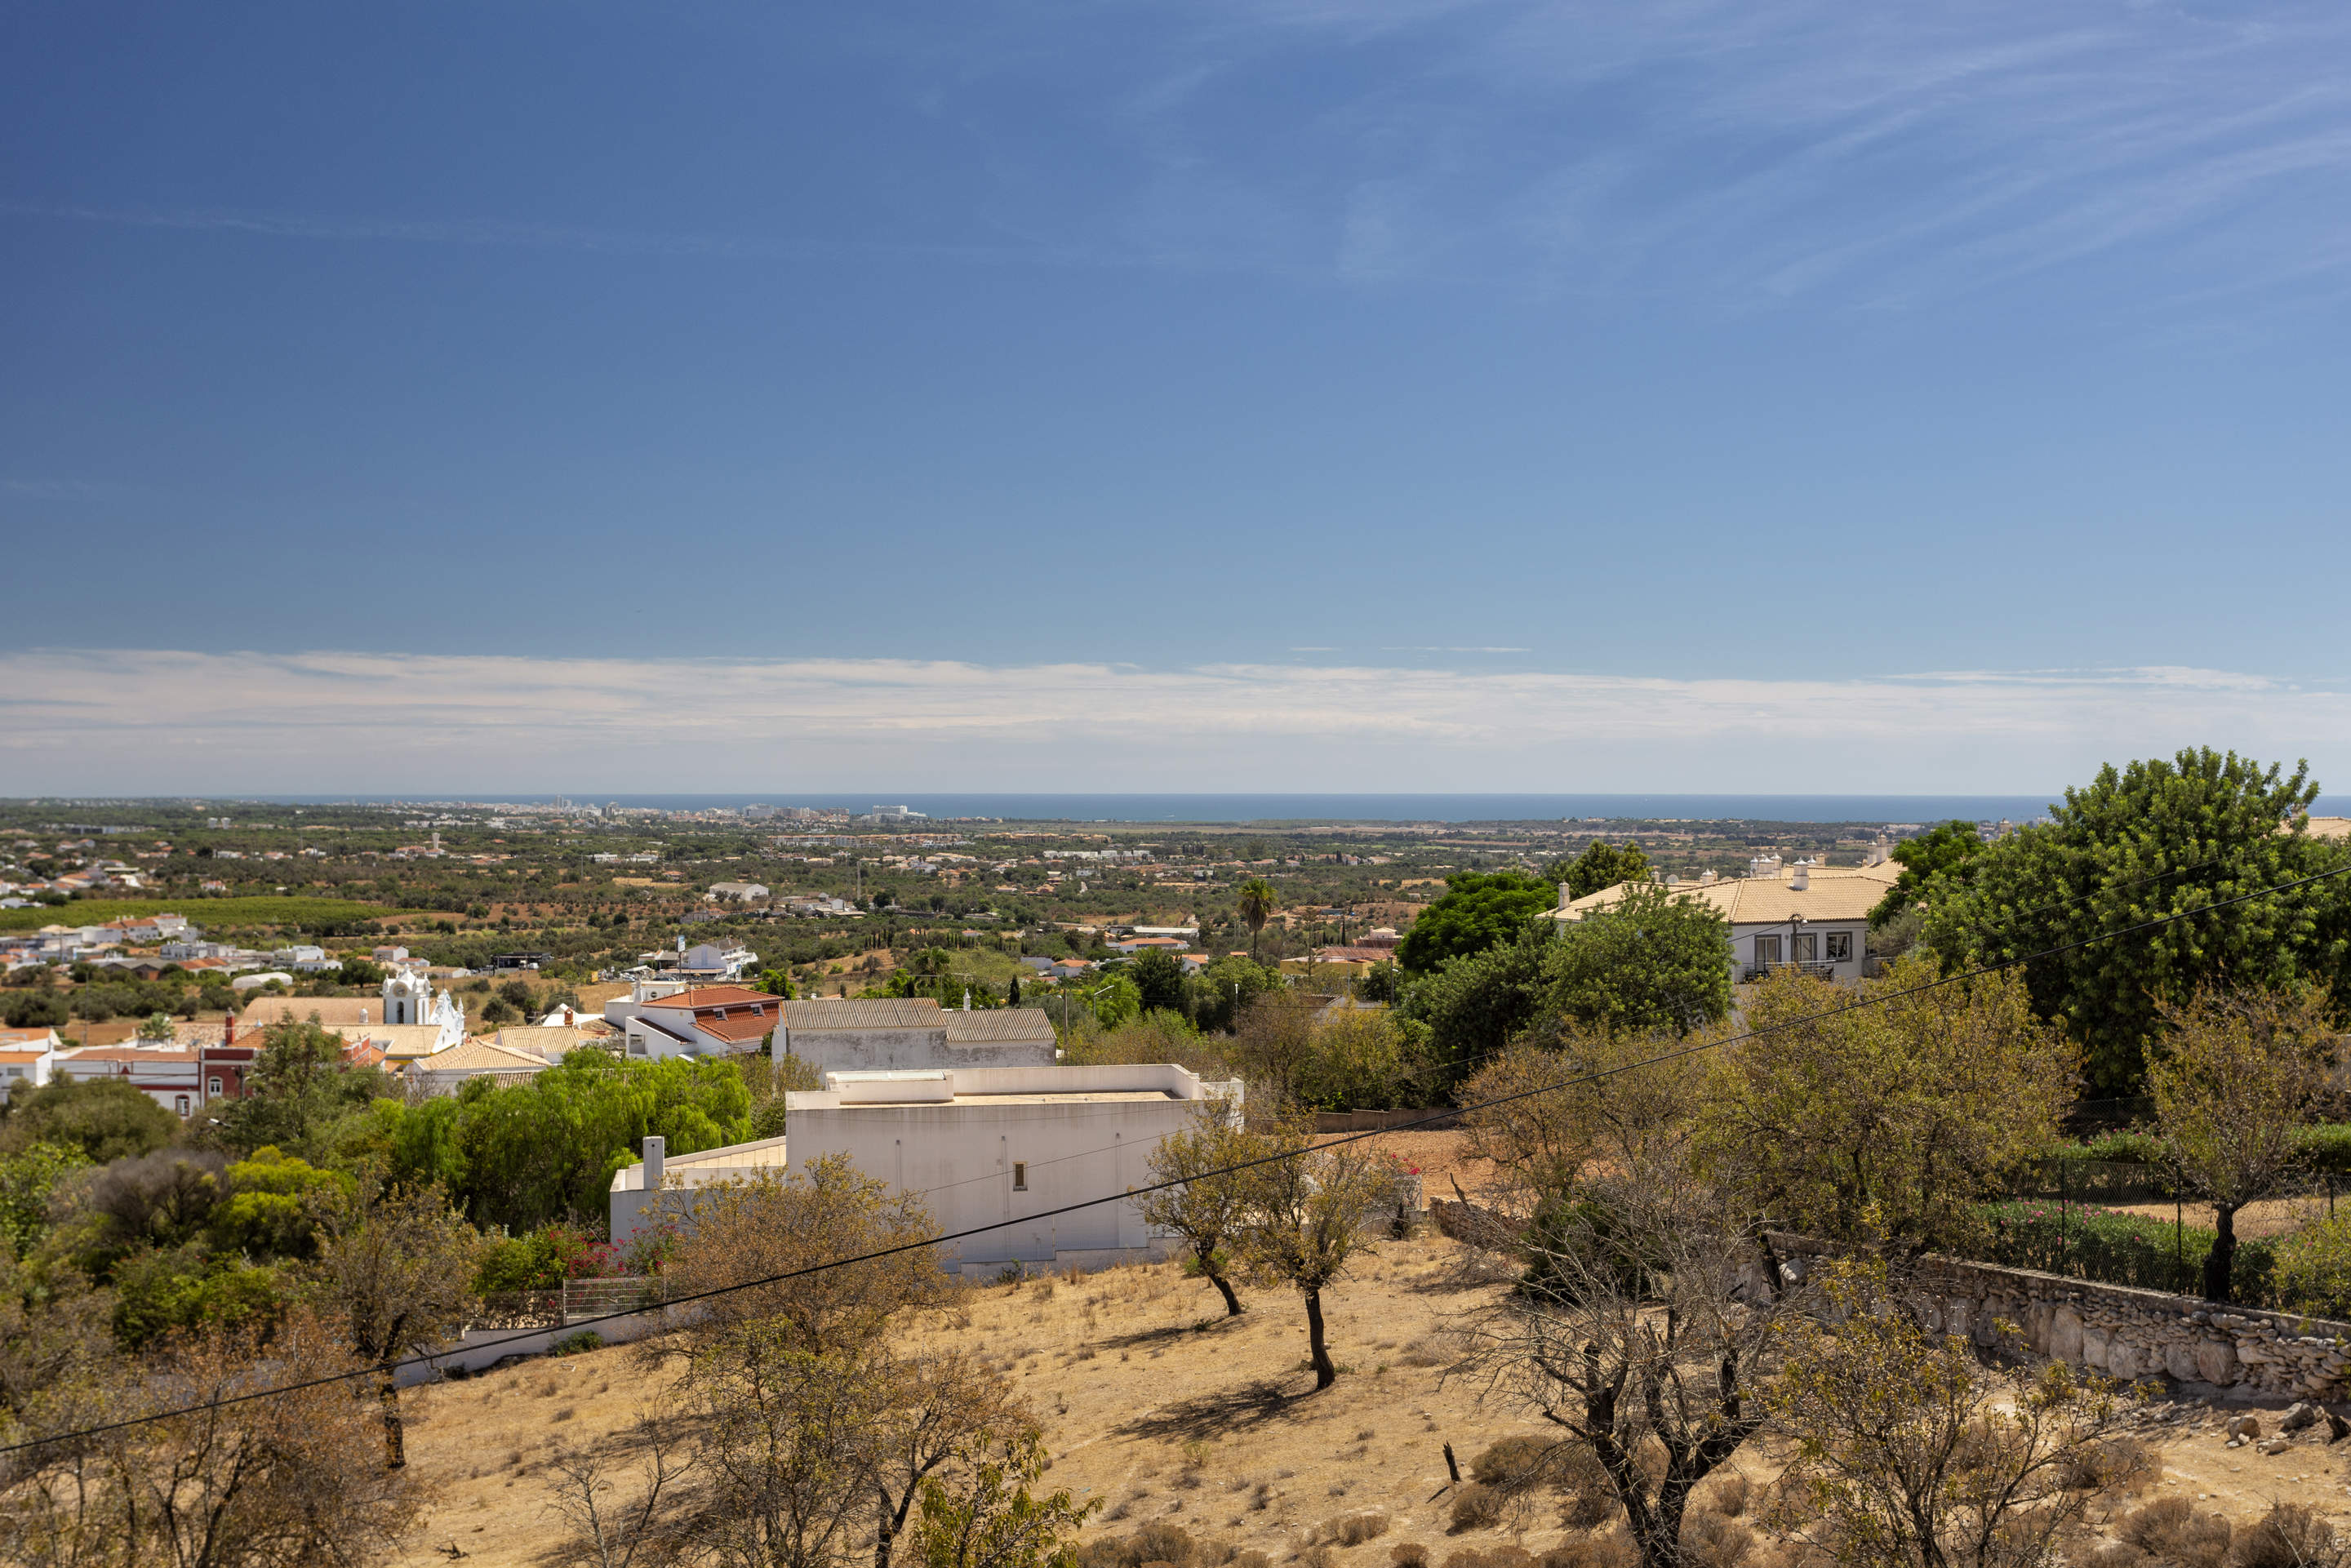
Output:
[785,1064,1242,1275]
[1732,920,1867,979]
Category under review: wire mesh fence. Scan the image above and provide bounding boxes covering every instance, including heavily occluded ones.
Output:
[1980,1155,2347,1304]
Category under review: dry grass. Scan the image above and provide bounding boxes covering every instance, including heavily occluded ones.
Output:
[374,1170,2351,1568]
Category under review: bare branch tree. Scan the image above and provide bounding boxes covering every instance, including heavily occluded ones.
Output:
[1765,1258,2145,1567]
[544,1410,700,1568]
[1138,1102,1261,1317]
[1464,1146,1797,1568]
[659,1153,945,1358]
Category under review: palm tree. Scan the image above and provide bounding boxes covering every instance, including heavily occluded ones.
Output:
[1235,878,1278,960]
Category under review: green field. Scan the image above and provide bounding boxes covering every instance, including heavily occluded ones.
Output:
[0,896,437,935]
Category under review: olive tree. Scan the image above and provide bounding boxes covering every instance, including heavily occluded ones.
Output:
[1695,955,2073,1253]
[1468,1155,1797,1568]
[2145,985,2340,1301]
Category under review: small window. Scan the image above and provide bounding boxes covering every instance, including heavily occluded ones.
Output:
[207,1077,223,1095]
[174,1095,190,1115]
[1825,931,1853,964]
[1012,1162,1028,1191]
[1792,932,1818,964]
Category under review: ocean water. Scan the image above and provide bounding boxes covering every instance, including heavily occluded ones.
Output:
[269,792,2181,824]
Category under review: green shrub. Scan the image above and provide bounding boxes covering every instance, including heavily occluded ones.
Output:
[549,1329,603,1357]
[110,1246,294,1349]
[1975,1201,2277,1303]
[2271,1209,2351,1319]
[2069,1131,2164,1166]
[2295,1125,2351,1178]
[476,1222,618,1293]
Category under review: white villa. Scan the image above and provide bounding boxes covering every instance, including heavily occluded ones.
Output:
[1547,855,1900,983]
[609,1062,1240,1275]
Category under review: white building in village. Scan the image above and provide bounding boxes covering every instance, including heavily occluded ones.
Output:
[775,997,1057,1074]
[609,1063,1240,1274]
[239,962,467,1060]
[1546,856,1900,983]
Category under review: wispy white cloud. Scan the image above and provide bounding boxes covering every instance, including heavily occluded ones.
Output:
[4,649,2346,796]
[19,5,2351,310]
[1093,0,2351,306]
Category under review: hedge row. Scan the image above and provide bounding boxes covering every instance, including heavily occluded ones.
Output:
[1974,1199,2278,1304]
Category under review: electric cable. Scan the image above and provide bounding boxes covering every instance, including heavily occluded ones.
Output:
[10,855,2349,1456]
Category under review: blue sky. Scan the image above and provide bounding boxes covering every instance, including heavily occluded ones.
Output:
[7,1,2351,793]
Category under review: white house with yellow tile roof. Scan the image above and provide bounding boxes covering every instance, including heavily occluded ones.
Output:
[1546,858,1900,982]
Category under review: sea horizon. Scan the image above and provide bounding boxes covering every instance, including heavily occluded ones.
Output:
[134,789,2327,824]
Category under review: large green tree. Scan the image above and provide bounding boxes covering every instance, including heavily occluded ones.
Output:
[361,1050,754,1233]
[1544,841,1653,902]
[1126,948,1187,1015]
[1400,885,1735,1094]
[1,1078,178,1163]
[1395,926,1554,1091]
[213,1016,390,1163]
[1868,820,1984,928]
[1544,882,1733,1038]
[1394,870,1557,973]
[1923,748,2351,1096]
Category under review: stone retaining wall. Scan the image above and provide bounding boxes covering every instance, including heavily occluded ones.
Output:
[1420,1194,2349,1401]
[1772,1235,2351,1401]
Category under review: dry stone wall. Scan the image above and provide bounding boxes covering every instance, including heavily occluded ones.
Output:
[1771,1235,2351,1401]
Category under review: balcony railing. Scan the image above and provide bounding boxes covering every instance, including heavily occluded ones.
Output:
[1740,960,1840,983]
[473,1277,664,1331]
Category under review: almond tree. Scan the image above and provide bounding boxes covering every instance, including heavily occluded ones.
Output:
[1237,1121,1393,1389]
[1767,1259,2142,1567]
[1139,1104,1263,1317]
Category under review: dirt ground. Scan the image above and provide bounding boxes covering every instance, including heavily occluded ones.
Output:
[2100,1194,2337,1239]
[1356,1131,1504,1202]
[381,1230,2351,1568]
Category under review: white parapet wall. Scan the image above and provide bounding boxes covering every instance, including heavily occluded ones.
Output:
[788,1063,1242,1277]
[609,1063,1240,1273]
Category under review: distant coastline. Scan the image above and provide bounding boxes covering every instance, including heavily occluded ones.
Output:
[193,789,2286,824]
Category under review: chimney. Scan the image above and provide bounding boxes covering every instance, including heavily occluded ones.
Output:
[1558,882,1571,910]
[360,1005,368,1025]
[1790,864,1810,892]
[643,1135,665,1191]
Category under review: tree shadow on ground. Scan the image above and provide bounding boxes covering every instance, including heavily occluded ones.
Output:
[1094,1313,1249,1352]
[1111,1377,1318,1441]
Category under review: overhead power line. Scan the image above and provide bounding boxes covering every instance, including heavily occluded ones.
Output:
[8,856,2350,1457]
